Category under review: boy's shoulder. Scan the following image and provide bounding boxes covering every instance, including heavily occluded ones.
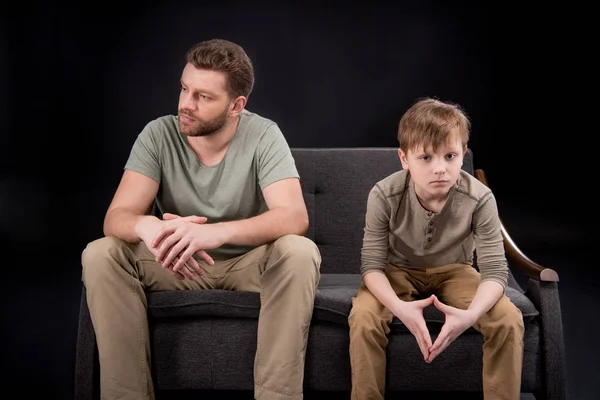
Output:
[371,169,410,198]
[454,170,493,202]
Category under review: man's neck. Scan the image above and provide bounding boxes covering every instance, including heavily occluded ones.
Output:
[188,115,240,154]
[187,115,241,166]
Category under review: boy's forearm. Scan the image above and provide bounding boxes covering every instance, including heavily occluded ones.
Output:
[363,271,404,314]
[467,280,504,319]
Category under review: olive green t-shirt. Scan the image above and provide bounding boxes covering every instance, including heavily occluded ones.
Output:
[124,109,299,259]
[361,169,508,290]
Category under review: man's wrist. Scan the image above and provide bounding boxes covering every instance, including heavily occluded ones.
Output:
[215,222,234,245]
[134,215,159,240]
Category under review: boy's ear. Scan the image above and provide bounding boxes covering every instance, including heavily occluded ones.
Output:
[463,145,467,155]
[398,148,409,169]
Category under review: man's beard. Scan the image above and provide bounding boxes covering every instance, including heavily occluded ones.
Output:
[178,105,230,137]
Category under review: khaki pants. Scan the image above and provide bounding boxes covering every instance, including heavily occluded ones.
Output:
[348,263,524,400]
[81,234,321,400]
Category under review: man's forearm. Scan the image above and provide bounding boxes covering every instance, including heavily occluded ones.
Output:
[467,280,504,319]
[217,207,308,247]
[104,207,158,243]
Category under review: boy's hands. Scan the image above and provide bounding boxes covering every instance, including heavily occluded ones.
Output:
[426,295,478,363]
[393,295,435,361]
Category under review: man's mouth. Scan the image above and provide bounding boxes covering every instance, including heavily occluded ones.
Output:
[179,113,195,123]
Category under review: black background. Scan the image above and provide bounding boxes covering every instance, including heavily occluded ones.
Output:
[1,2,595,399]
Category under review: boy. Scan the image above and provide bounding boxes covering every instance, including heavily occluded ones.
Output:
[348,97,524,400]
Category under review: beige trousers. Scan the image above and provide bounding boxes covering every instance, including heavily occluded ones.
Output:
[81,234,321,400]
[348,263,524,400]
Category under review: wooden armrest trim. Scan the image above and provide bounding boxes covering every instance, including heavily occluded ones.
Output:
[473,169,560,282]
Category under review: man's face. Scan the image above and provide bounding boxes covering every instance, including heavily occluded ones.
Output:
[399,136,466,200]
[178,63,232,137]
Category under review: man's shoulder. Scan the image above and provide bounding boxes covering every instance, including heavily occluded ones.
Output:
[455,170,493,202]
[141,115,179,135]
[239,109,279,136]
[372,169,409,199]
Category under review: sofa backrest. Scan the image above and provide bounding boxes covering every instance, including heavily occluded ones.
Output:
[291,147,474,274]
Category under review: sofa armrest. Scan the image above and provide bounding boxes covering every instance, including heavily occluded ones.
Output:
[474,169,559,282]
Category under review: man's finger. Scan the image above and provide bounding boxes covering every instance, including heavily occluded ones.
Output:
[186,257,206,276]
[162,240,188,269]
[182,215,207,224]
[195,250,215,266]
[163,213,181,220]
[173,248,203,276]
[171,257,196,280]
[163,213,207,225]
[152,226,177,249]
[167,266,185,280]
[155,231,181,262]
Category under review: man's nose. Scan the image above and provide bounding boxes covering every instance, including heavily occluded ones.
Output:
[180,93,194,110]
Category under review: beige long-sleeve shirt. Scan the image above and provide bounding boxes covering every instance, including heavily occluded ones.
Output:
[361,169,508,290]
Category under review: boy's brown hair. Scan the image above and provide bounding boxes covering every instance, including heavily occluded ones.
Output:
[186,39,255,99]
[398,97,470,153]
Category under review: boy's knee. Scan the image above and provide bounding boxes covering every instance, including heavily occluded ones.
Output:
[484,297,525,339]
[348,295,386,333]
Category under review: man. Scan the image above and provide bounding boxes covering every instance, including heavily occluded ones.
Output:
[82,38,321,400]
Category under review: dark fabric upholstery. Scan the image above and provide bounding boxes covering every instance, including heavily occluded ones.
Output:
[74,148,565,399]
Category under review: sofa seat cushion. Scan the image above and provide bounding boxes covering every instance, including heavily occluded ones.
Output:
[148,289,261,319]
[147,274,539,331]
[313,274,539,332]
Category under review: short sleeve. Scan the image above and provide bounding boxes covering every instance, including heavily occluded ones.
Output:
[124,123,161,183]
[255,123,299,189]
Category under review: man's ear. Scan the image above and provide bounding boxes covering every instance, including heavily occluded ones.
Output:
[229,96,247,116]
[463,145,467,155]
[398,148,409,170]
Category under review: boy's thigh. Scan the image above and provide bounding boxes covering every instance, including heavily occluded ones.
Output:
[385,264,425,301]
[430,263,480,309]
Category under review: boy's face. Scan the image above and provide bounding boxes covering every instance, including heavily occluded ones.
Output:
[398,137,466,200]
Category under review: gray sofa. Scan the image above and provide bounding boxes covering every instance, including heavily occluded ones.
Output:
[74,147,566,399]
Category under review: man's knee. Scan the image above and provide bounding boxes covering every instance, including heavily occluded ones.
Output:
[81,236,129,281]
[271,234,321,276]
